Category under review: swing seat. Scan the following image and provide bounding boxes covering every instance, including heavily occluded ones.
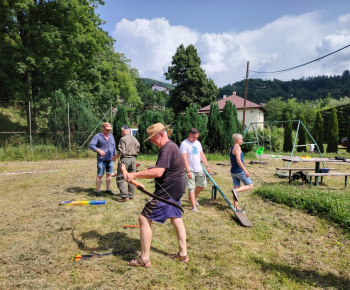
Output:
[270,155,281,158]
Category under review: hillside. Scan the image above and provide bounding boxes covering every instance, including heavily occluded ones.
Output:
[219,70,350,104]
[142,78,176,91]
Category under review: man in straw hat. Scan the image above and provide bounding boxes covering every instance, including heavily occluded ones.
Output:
[123,123,189,267]
[89,122,116,196]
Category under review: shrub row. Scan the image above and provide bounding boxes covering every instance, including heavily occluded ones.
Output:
[254,184,350,229]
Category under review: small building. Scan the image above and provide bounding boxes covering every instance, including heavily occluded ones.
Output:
[151,83,169,95]
[198,92,266,128]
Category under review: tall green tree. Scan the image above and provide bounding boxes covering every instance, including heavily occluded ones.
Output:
[138,111,164,154]
[221,101,237,152]
[112,105,129,145]
[326,107,339,153]
[165,44,218,114]
[207,103,223,152]
[197,114,208,146]
[171,103,208,146]
[297,114,307,152]
[232,103,241,133]
[283,112,293,152]
[0,1,141,127]
[313,111,324,153]
[48,91,98,148]
[347,118,350,153]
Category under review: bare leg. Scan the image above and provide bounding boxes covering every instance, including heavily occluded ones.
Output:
[96,176,102,191]
[236,183,253,194]
[188,190,196,208]
[106,173,112,190]
[194,186,203,200]
[139,214,152,261]
[233,184,253,209]
[233,185,240,209]
[170,217,188,257]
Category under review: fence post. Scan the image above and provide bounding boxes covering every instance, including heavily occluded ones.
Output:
[68,102,71,151]
[28,101,33,149]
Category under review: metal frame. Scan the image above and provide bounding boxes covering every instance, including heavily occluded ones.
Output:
[243,120,323,168]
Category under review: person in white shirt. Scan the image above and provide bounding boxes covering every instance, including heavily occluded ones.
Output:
[180,128,211,212]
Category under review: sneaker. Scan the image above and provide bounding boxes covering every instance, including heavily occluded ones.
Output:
[105,189,115,196]
[232,189,239,202]
[195,200,200,206]
[236,208,245,214]
[96,191,101,197]
[192,206,198,212]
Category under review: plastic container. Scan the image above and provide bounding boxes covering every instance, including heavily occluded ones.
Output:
[320,168,330,173]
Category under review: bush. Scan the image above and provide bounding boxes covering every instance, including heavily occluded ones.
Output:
[255,184,350,229]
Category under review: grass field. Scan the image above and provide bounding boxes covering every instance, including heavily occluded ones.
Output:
[0,156,350,289]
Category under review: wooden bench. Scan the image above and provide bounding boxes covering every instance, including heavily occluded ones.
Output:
[307,172,350,187]
[276,168,336,183]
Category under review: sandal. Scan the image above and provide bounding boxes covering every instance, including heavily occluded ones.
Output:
[168,252,189,263]
[127,256,151,268]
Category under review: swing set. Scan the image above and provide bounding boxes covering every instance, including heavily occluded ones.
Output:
[242,120,323,165]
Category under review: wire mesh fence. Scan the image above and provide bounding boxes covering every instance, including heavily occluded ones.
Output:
[0,101,115,155]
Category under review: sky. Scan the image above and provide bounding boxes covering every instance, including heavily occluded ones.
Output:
[96,0,350,88]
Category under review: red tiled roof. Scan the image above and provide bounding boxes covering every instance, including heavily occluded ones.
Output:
[198,94,265,113]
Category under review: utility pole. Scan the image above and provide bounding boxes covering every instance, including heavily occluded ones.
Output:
[242,61,249,130]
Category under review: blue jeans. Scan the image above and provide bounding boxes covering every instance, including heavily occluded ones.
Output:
[97,160,114,176]
[231,171,252,187]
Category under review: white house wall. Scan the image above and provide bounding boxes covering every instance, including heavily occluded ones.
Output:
[237,108,264,129]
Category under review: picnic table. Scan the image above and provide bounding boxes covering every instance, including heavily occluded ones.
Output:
[282,157,349,186]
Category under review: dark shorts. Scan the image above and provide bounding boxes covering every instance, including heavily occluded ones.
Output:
[141,198,182,224]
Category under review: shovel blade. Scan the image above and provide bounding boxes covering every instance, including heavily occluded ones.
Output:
[235,211,253,227]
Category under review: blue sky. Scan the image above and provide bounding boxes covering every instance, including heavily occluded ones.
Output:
[96,0,350,87]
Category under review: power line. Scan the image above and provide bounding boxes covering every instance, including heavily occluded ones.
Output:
[249,44,350,74]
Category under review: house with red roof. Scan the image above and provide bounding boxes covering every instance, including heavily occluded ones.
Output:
[198,92,266,128]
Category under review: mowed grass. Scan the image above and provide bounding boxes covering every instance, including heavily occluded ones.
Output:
[0,157,350,289]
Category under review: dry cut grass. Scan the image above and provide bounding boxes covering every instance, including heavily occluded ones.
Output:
[0,157,349,289]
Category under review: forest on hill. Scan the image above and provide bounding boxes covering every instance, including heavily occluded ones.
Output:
[219,70,350,104]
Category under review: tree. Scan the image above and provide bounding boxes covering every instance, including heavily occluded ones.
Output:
[171,103,207,146]
[297,114,307,152]
[0,1,140,128]
[48,91,98,148]
[112,105,129,145]
[326,107,339,153]
[138,111,164,154]
[165,44,218,114]
[347,118,350,153]
[221,101,237,153]
[197,114,208,146]
[283,112,293,152]
[313,111,324,153]
[207,103,223,152]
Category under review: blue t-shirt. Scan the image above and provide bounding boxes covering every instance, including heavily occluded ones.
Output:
[89,133,116,161]
[230,145,245,174]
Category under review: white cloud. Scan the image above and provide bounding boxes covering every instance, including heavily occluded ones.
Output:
[113,18,198,82]
[112,13,350,87]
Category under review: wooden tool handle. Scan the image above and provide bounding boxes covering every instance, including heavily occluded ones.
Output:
[120,163,145,189]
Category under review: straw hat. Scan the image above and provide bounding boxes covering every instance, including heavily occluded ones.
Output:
[145,123,171,142]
